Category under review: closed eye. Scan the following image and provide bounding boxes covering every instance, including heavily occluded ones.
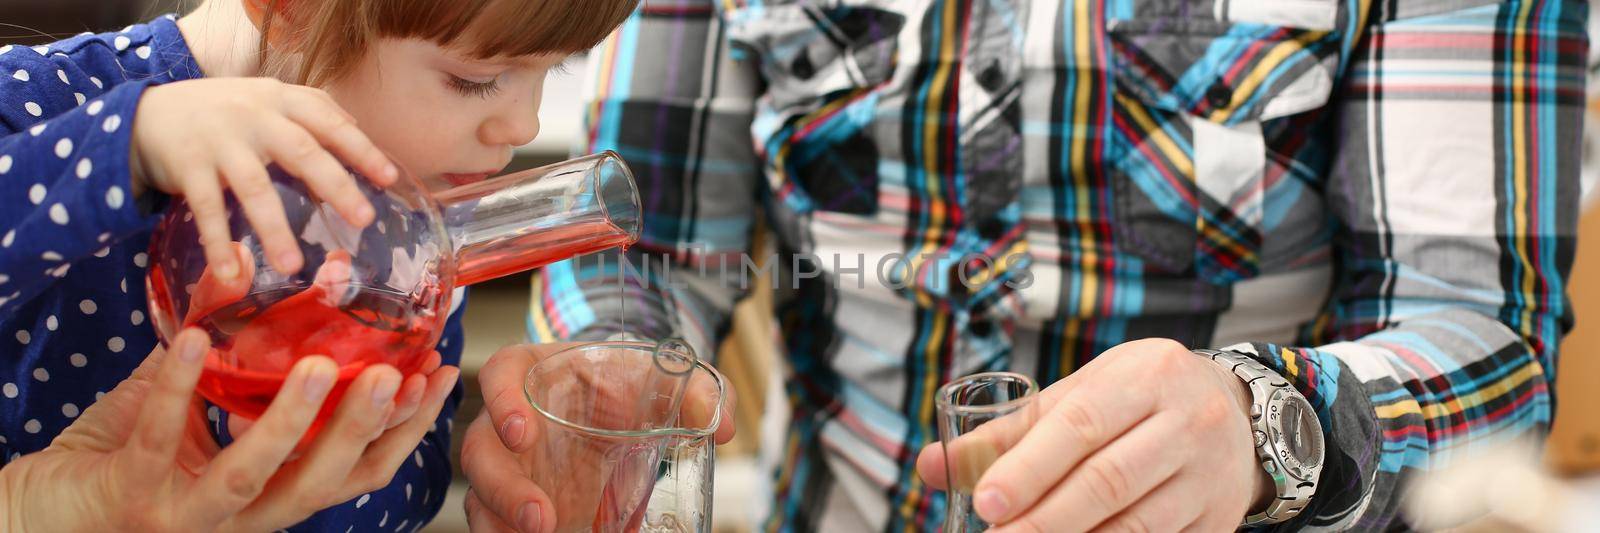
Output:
[447,74,501,98]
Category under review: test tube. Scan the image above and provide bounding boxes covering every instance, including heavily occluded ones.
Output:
[936,372,1039,533]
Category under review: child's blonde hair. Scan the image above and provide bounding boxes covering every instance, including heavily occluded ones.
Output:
[257,0,640,85]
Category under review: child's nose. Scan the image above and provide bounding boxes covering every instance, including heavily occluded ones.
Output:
[480,105,540,148]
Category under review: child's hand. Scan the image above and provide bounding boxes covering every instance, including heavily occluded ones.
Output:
[0,328,459,533]
[131,78,400,278]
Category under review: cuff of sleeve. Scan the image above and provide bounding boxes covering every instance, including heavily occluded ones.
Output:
[84,80,165,244]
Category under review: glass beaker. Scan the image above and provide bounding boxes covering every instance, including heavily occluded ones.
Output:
[145,152,640,422]
[523,340,725,533]
[937,372,1039,533]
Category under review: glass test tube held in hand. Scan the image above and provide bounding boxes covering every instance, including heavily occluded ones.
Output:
[937,372,1040,533]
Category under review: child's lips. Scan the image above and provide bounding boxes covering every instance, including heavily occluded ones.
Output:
[441,172,492,187]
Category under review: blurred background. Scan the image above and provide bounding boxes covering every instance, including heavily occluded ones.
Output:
[2,1,1597,532]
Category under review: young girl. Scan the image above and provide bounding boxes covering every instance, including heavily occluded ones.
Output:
[0,0,635,530]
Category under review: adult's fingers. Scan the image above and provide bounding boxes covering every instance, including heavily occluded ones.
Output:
[121,328,209,479]
[913,386,1062,493]
[480,344,576,453]
[383,351,439,430]
[343,366,459,493]
[701,367,738,445]
[1086,476,1205,533]
[991,411,1191,533]
[188,356,337,525]
[238,364,402,525]
[914,442,951,490]
[465,488,521,533]
[974,344,1173,523]
[460,411,555,533]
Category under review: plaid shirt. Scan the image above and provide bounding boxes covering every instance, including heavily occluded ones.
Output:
[529,0,1588,530]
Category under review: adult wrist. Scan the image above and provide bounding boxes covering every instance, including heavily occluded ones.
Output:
[1203,359,1278,514]
[1192,348,1325,527]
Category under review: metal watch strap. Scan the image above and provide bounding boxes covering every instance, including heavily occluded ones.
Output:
[1192,349,1322,527]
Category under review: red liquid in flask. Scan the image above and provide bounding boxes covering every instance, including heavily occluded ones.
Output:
[168,219,633,424]
[188,284,440,423]
[454,219,634,286]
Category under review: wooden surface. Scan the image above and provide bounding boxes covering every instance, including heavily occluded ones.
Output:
[713,232,776,458]
[1548,200,1600,474]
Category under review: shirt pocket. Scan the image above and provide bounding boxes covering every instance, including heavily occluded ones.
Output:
[1106,11,1339,284]
[725,1,905,215]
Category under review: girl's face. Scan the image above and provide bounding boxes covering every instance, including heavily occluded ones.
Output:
[320,38,563,190]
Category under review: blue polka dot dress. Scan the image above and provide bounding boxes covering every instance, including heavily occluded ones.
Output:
[0,15,465,532]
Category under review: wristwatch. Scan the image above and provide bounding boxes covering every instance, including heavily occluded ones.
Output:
[1192,348,1324,527]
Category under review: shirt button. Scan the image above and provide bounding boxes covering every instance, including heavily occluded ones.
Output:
[791,50,816,80]
[970,320,994,337]
[977,59,1005,92]
[1206,82,1233,109]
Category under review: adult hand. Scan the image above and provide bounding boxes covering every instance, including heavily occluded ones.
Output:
[916,339,1271,532]
[0,327,458,532]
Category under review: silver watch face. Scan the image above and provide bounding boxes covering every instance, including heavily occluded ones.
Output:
[1267,390,1324,482]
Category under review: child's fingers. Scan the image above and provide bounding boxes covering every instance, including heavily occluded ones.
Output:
[282,87,397,187]
[284,85,358,125]
[233,365,401,527]
[217,142,302,275]
[180,163,242,281]
[121,328,209,479]
[189,356,337,524]
[188,242,254,324]
[257,115,374,229]
[344,366,458,491]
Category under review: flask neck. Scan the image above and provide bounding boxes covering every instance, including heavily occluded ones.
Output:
[431,152,640,286]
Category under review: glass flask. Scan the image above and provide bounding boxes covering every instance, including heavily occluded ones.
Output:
[146,152,640,421]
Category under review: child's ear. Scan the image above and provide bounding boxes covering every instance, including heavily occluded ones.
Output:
[240,0,307,50]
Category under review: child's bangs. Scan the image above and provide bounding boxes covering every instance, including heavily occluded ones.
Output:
[375,0,640,59]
